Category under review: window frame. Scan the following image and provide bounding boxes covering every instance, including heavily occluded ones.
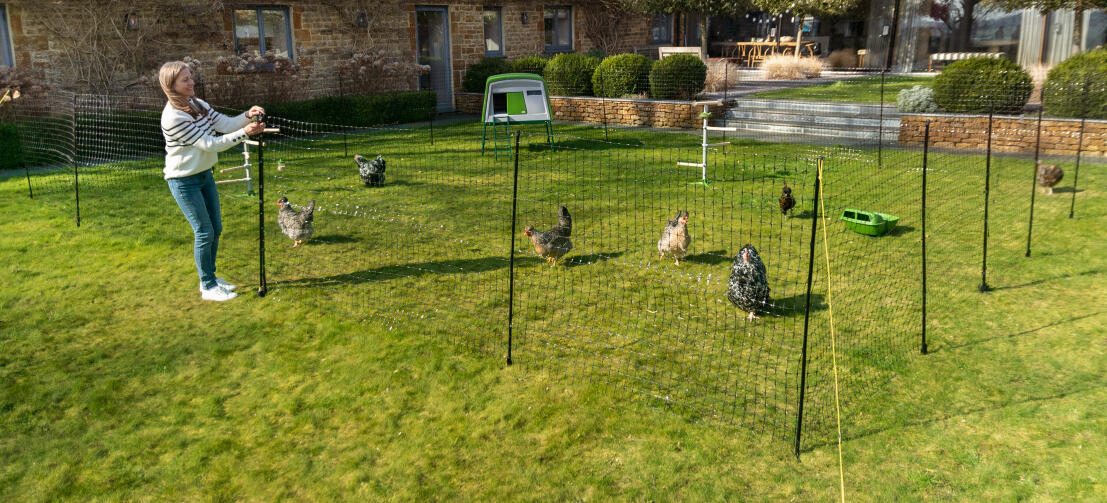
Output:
[483,6,504,57]
[650,13,673,45]
[543,6,573,53]
[231,6,295,61]
[0,4,14,67]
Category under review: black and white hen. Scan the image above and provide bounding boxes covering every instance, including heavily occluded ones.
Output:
[727,244,770,321]
[355,154,386,187]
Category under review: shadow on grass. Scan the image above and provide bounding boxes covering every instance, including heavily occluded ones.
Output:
[274,256,512,287]
[311,234,360,245]
[770,292,827,314]
[885,225,915,237]
[528,138,646,151]
[563,251,625,267]
[990,267,1103,291]
[804,381,1107,454]
[1050,186,1084,194]
[937,310,1106,352]
[274,250,626,286]
[684,250,731,265]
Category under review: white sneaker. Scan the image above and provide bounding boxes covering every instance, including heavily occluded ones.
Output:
[199,278,238,292]
[201,285,237,302]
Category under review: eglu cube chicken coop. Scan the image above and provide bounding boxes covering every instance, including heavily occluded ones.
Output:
[480,73,554,159]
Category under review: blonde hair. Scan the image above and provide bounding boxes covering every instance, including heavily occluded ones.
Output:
[158,61,206,118]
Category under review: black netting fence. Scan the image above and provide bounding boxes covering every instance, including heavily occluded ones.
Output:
[5,63,1104,456]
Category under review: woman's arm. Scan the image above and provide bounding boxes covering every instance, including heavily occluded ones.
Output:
[163,113,250,153]
[194,99,252,134]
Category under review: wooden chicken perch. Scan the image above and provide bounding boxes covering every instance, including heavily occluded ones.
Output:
[677,101,736,186]
[217,128,279,195]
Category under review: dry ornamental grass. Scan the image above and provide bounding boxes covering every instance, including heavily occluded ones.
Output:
[760,55,825,80]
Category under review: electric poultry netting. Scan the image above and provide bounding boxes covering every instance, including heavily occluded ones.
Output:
[258,119,512,355]
[8,78,1106,452]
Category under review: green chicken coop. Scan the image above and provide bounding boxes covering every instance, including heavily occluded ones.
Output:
[480,73,554,159]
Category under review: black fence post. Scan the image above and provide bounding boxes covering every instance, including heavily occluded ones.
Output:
[71,94,80,227]
[877,70,886,166]
[1069,80,1088,219]
[979,103,993,293]
[794,157,823,459]
[23,163,33,199]
[429,112,435,146]
[256,131,268,297]
[507,132,521,366]
[921,121,930,355]
[343,129,348,158]
[1027,107,1043,257]
[601,95,609,142]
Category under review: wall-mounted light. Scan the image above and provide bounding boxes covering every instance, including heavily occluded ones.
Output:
[521,12,528,24]
[356,11,368,28]
[125,12,139,30]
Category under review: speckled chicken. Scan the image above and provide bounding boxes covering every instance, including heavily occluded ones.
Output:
[524,206,572,266]
[779,182,796,216]
[277,196,315,248]
[355,154,386,187]
[727,244,770,321]
[657,210,691,265]
[1036,162,1063,195]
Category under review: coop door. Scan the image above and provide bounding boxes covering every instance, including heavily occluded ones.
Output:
[492,92,527,115]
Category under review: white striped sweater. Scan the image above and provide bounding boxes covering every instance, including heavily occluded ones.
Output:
[160,98,252,179]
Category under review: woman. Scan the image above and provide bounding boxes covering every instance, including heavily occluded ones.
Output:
[159,61,266,301]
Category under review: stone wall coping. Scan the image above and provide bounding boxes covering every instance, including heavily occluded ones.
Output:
[901,112,1107,125]
[456,91,710,106]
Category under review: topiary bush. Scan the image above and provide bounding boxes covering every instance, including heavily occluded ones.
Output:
[544,53,601,96]
[649,54,707,100]
[1042,48,1107,119]
[897,85,940,113]
[510,55,550,76]
[932,57,1032,114]
[592,54,652,98]
[462,57,510,93]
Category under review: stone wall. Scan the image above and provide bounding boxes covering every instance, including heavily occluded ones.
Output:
[900,114,1107,158]
[456,91,723,130]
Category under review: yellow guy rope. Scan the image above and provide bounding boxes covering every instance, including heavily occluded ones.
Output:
[817,158,847,503]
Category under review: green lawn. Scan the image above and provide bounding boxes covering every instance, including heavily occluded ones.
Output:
[2,121,1105,501]
[748,75,936,103]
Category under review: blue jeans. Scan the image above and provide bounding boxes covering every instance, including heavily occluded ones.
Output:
[167,170,222,289]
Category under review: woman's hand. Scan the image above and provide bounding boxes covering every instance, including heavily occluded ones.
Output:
[245,106,266,119]
[244,122,266,136]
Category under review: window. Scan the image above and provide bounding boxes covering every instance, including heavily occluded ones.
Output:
[233,7,294,59]
[544,6,572,53]
[484,7,503,57]
[650,14,672,45]
[0,4,13,67]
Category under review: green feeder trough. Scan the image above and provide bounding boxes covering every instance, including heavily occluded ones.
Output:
[840,209,900,236]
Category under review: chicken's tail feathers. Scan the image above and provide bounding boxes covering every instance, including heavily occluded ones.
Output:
[303,200,316,222]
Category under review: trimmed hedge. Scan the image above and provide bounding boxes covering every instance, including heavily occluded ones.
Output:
[510,55,550,76]
[649,54,707,100]
[462,57,511,93]
[1042,48,1107,119]
[592,54,652,98]
[932,57,1032,114]
[263,91,437,127]
[0,123,20,170]
[544,53,601,96]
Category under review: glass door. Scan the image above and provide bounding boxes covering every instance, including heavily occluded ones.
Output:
[416,6,453,112]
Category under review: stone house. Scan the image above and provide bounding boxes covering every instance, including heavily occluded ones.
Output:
[0,1,665,111]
